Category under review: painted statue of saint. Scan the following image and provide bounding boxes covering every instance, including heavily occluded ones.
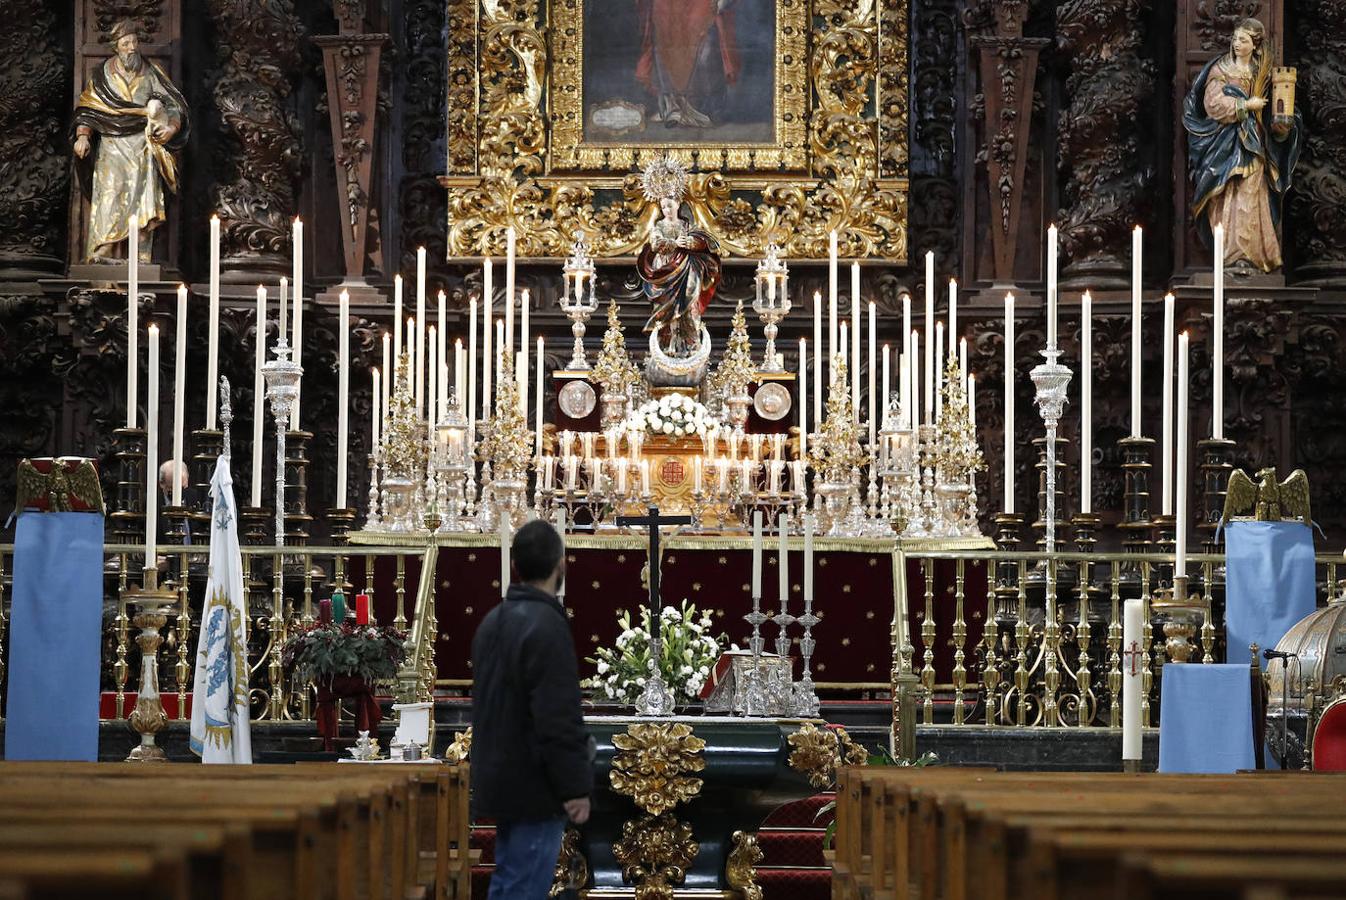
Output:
[635,0,741,128]
[637,156,722,358]
[1183,18,1302,273]
[72,19,190,262]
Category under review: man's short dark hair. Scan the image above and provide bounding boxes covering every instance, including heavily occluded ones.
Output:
[513,520,564,582]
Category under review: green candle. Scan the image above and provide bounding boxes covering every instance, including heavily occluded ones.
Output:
[331,591,346,623]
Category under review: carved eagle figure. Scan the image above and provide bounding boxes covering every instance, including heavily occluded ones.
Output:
[16,458,105,514]
[1223,467,1311,524]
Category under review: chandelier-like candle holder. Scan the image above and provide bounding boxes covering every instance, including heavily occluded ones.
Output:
[932,357,985,537]
[810,355,868,536]
[262,336,303,546]
[753,244,791,372]
[561,233,599,371]
[434,391,471,532]
[373,354,429,533]
[480,349,534,532]
[1030,347,1073,557]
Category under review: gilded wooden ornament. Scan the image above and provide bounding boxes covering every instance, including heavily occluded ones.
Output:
[550,826,589,897]
[443,726,472,763]
[16,458,105,514]
[787,722,841,788]
[611,813,698,900]
[440,0,909,260]
[725,830,764,900]
[609,722,707,817]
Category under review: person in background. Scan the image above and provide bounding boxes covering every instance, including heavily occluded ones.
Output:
[471,520,592,900]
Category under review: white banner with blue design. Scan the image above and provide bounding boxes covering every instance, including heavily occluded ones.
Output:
[189,456,252,763]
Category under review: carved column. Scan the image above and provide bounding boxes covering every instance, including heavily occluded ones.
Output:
[207,0,303,284]
[1289,0,1346,285]
[964,1,1049,287]
[314,1,387,306]
[0,2,69,280]
[1056,0,1155,289]
[909,0,961,274]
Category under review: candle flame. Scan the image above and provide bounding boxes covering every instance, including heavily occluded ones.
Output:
[148,322,159,336]
[395,274,402,284]
[1165,292,1175,302]
[339,289,349,303]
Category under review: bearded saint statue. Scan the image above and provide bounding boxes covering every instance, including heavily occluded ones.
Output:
[72,19,190,263]
[637,156,722,359]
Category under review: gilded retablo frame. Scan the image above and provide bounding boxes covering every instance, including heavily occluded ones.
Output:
[441,0,909,261]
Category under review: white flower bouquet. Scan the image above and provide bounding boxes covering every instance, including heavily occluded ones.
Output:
[584,600,725,706]
[626,394,721,439]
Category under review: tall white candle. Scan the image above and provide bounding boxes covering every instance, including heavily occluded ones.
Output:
[840,321,849,384]
[468,297,478,447]
[483,260,493,421]
[495,319,504,391]
[898,350,907,430]
[1004,293,1015,513]
[910,330,920,431]
[252,287,265,507]
[278,276,288,344]
[948,278,958,355]
[127,214,139,429]
[505,227,516,350]
[393,275,403,386]
[416,247,427,417]
[437,288,447,412]
[1122,597,1143,762]
[959,337,968,387]
[934,321,944,422]
[920,251,931,422]
[337,289,350,508]
[171,286,187,506]
[867,301,876,441]
[851,262,861,418]
[1047,225,1059,349]
[813,292,822,424]
[206,215,220,430]
[290,218,303,430]
[1131,225,1143,438]
[778,513,788,607]
[144,323,160,570]
[901,292,911,373]
[381,331,391,416]
[828,232,839,367]
[968,375,976,429]
[804,517,814,605]
[520,288,531,415]
[828,288,838,383]
[1081,291,1092,514]
[798,338,808,460]
[371,367,380,448]
[881,344,891,428]
[1161,294,1175,515]
[1176,331,1190,576]
[456,338,465,404]
[500,514,510,599]
[752,510,763,599]
[536,335,544,457]
[427,325,438,430]
[1213,223,1225,440]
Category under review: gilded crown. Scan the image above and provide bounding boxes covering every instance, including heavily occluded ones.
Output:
[640,155,689,205]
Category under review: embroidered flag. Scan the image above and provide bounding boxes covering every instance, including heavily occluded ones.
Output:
[189,456,252,763]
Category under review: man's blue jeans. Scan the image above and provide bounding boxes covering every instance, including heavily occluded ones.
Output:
[488,816,566,900]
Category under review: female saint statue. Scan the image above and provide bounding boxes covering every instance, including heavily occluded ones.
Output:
[637,156,722,358]
[1184,18,1302,273]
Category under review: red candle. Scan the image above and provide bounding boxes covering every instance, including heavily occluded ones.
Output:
[355,593,370,625]
[318,598,332,624]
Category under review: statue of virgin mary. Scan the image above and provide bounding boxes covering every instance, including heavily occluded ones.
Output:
[1183,18,1303,273]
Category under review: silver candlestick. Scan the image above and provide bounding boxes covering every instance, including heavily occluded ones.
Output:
[561,233,599,370]
[753,244,791,372]
[743,594,770,716]
[1030,347,1072,557]
[262,337,303,547]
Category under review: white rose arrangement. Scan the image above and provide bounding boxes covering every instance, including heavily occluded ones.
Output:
[626,394,721,440]
[583,601,725,706]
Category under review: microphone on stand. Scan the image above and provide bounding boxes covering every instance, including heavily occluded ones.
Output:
[1262,648,1293,661]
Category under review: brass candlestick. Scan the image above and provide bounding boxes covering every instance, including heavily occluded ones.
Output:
[1151,513,1176,586]
[1151,575,1205,665]
[1118,436,1155,587]
[327,507,357,546]
[283,430,315,548]
[124,567,177,762]
[240,506,271,546]
[1196,437,1236,554]
[109,427,147,554]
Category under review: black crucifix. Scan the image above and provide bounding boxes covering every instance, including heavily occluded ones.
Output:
[617,505,692,628]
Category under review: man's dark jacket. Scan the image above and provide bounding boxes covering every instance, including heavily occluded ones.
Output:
[470,583,592,821]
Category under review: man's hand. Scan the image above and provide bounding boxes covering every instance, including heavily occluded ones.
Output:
[564,797,591,825]
[150,123,177,145]
[675,234,696,249]
[73,135,91,159]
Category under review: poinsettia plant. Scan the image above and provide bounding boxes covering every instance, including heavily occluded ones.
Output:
[281,622,407,684]
[584,601,725,706]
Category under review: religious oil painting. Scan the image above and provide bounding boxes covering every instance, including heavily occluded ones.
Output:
[581,0,777,146]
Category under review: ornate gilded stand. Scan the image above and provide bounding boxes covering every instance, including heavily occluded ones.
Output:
[124,567,176,762]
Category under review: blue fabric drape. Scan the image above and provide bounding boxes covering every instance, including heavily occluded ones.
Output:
[1159,663,1256,773]
[1224,520,1315,665]
[4,511,104,760]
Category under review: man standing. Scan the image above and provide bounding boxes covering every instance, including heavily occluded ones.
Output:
[472,520,592,899]
[72,19,189,262]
